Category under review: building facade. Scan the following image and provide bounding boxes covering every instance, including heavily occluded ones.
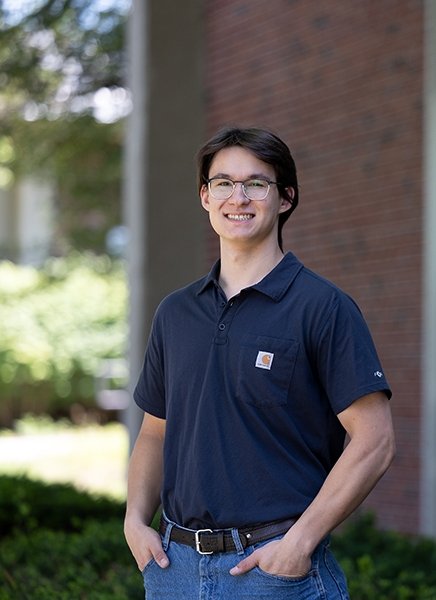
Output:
[203,0,429,536]
[126,0,436,536]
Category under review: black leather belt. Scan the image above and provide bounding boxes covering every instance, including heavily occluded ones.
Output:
[159,516,296,555]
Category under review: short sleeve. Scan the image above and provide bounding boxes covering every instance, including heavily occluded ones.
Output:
[316,293,391,414]
[133,313,166,419]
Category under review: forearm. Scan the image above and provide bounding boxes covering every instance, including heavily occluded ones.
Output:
[287,428,395,556]
[125,414,165,527]
[125,435,163,525]
[124,414,168,570]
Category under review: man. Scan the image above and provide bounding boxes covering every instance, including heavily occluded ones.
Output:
[124,127,395,599]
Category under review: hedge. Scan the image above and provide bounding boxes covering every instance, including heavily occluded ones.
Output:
[0,253,127,426]
[0,475,124,536]
[1,475,436,599]
[0,522,142,600]
[334,513,436,599]
[0,475,141,600]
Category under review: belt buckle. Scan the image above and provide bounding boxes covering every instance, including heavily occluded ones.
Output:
[195,528,213,554]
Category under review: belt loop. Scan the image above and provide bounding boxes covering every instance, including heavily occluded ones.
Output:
[161,513,175,551]
[231,528,245,556]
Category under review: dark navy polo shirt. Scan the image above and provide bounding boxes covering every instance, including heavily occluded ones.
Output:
[134,252,391,530]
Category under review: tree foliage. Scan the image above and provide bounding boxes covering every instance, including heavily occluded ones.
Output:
[0,0,130,252]
[0,253,127,425]
[0,0,128,117]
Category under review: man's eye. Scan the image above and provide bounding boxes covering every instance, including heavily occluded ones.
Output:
[246,179,268,188]
[214,179,232,187]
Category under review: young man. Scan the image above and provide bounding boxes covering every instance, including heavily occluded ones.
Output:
[124,127,395,599]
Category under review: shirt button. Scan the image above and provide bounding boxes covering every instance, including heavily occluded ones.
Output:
[218,323,226,331]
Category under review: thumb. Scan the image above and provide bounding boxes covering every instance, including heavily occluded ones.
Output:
[149,538,170,569]
[230,555,257,576]
[154,549,170,569]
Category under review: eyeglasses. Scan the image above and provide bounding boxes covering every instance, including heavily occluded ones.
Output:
[206,177,279,201]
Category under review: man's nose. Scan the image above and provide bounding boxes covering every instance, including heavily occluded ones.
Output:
[230,182,250,203]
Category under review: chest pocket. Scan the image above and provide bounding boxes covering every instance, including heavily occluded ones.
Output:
[236,334,299,408]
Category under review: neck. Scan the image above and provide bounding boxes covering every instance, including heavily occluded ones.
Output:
[219,240,284,299]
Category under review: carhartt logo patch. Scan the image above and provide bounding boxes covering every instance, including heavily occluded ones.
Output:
[255,351,274,370]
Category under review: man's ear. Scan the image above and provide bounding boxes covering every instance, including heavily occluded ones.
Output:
[200,184,210,212]
[279,187,295,213]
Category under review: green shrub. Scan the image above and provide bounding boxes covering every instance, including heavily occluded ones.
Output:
[0,521,142,600]
[0,253,127,425]
[333,513,436,599]
[0,475,124,536]
[0,475,142,599]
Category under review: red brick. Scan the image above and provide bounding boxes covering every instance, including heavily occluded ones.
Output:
[204,0,424,534]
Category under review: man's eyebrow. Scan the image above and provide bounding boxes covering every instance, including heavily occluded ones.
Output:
[209,172,272,180]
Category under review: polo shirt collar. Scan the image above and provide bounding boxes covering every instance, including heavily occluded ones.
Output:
[196,259,221,296]
[197,252,303,302]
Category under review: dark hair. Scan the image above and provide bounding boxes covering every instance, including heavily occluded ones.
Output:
[197,126,299,251]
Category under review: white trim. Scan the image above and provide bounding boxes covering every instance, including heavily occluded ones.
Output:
[421,0,436,536]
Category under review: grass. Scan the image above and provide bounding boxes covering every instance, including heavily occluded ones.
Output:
[0,415,129,499]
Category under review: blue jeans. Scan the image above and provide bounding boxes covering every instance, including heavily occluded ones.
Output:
[142,520,350,599]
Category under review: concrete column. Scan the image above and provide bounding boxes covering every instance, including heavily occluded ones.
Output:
[123,0,205,448]
[421,0,436,536]
[123,0,149,446]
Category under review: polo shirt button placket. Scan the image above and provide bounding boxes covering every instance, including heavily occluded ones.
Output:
[214,321,228,344]
[215,297,238,344]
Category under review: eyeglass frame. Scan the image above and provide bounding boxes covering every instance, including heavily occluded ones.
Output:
[206,176,280,201]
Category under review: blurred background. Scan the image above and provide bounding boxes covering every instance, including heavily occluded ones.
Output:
[0,0,132,500]
[0,0,435,545]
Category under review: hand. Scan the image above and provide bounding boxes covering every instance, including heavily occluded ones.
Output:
[230,538,311,579]
[124,518,169,571]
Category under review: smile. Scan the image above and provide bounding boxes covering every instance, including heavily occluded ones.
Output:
[226,214,254,221]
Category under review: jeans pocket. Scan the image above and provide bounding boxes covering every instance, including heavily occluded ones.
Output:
[248,534,314,583]
[141,557,156,575]
[254,565,314,583]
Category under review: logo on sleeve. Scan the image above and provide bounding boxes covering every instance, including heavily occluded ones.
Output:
[374,371,383,378]
[255,351,274,370]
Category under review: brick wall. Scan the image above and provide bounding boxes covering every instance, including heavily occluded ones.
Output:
[204,0,423,533]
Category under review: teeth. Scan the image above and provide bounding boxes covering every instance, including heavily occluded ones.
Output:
[227,214,253,221]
